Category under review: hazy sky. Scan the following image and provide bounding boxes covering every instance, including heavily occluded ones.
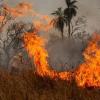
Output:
[4,0,100,33]
[1,0,100,69]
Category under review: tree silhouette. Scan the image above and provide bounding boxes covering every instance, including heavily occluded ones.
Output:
[64,0,78,37]
[51,8,67,39]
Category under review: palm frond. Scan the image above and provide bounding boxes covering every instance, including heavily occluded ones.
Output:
[51,7,63,16]
[70,0,77,5]
[71,5,78,9]
[65,0,70,6]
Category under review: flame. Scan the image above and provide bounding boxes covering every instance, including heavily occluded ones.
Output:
[2,2,100,88]
[23,32,100,88]
[75,33,100,87]
[23,31,72,80]
[0,16,4,22]
[3,2,34,17]
[33,19,52,32]
[23,32,51,76]
[2,2,53,31]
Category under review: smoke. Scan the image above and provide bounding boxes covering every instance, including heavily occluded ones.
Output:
[5,0,100,33]
[0,1,99,72]
[2,2,35,17]
[78,0,100,33]
[46,35,89,71]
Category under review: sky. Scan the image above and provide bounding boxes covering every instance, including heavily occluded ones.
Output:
[3,0,100,33]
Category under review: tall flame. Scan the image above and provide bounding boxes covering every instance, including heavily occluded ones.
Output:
[23,31,72,80]
[24,32,100,88]
[23,32,50,76]
[75,33,100,87]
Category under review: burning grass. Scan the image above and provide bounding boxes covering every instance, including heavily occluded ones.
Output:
[75,33,100,87]
[23,31,100,88]
[0,68,99,100]
[0,33,100,99]
[0,31,99,100]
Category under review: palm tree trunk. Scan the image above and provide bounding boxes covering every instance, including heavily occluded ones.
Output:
[5,50,10,69]
[68,21,71,38]
[61,32,64,39]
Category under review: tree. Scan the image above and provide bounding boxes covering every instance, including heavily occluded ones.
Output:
[0,6,14,66]
[64,0,78,37]
[0,3,35,69]
[71,16,87,36]
[7,22,34,49]
[0,21,34,67]
[51,8,66,39]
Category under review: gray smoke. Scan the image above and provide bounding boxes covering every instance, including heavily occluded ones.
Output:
[46,33,90,71]
[1,0,100,71]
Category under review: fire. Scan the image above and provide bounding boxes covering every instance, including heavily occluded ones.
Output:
[3,2,34,17]
[33,19,52,32]
[2,2,53,32]
[2,2,100,88]
[23,31,72,80]
[0,16,4,22]
[23,31,100,88]
[75,33,100,87]
[23,32,50,76]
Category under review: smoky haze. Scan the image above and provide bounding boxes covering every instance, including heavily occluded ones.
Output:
[5,0,100,32]
[2,0,100,71]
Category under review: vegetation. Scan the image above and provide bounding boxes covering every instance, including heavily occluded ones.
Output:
[51,8,66,39]
[0,68,99,100]
[51,0,78,38]
[0,6,34,67]
[64,0,78,37]
[0,1,99,100]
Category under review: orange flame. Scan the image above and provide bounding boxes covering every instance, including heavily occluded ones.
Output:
[75,33,100,87]
[3,2,34,17]
[4,2,100,88]
[23,30,72,80]
[0,16,4,22]
[23,32,50,76]
[23,31,100,88]
[2,2,53,32]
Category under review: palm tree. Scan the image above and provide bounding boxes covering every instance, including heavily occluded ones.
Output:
[64,0,78,37]
[51,8,66,39]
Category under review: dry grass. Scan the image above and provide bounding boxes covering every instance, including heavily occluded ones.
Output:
[0,68,99,100]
